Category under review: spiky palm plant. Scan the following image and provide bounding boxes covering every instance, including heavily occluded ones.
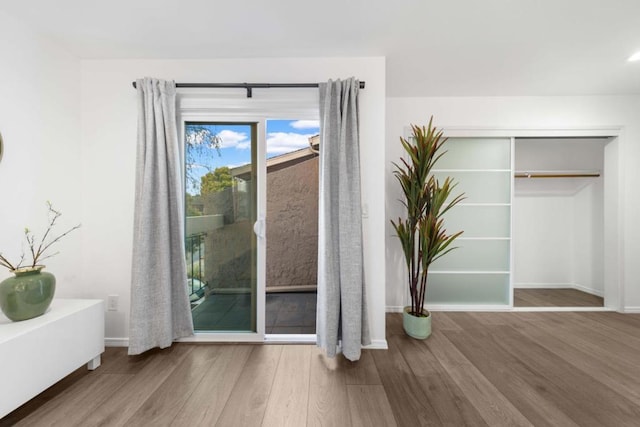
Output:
[391,118,465,317]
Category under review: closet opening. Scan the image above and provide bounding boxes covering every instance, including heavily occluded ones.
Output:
[512,137,615,309]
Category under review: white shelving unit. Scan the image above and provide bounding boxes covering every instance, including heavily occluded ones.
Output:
[428,137,512,305]
[0,299,104,418]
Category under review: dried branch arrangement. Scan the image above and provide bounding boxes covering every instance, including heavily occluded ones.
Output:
[0,202,80,271]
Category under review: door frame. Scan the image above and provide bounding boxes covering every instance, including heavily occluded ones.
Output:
[178,114,267,342]
[177,97,321,341]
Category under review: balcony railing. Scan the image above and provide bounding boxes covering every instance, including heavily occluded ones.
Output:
[186,232,206,301]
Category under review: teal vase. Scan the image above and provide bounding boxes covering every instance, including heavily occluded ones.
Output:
[402,306,432,339]
[0,266,55,321]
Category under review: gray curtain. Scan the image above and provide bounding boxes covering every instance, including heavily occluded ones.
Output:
[129,77,194,355]
[317,78,370,361]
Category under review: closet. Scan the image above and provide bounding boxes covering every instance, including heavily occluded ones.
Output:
[512,138,607,307]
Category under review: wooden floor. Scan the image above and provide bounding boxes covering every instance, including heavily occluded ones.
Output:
[514,288,604,307]
[4,311,640,426]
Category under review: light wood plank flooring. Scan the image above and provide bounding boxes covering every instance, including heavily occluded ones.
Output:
[3,311,640,426]
[514,288,604,307]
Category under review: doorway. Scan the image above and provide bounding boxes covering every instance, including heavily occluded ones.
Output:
[263,126,319,335]
[440,128,623,312]
[512,137,614,309]
[183,119,319,338]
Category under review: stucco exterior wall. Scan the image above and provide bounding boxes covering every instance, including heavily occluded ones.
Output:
[198,155,318,292]
[266,156,318,290]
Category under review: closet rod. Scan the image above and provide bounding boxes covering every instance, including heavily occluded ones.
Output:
[514,171,601,178]
[131,80,366,98]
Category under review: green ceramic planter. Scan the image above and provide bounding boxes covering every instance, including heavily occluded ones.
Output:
[0,266,55,321]
[402,306,431,339]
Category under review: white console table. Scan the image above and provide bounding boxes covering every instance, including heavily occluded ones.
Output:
[0,299,104,418]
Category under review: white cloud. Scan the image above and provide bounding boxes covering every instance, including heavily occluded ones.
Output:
[218,129,249,149]
[266,132,315,154]
[290,120,320,130]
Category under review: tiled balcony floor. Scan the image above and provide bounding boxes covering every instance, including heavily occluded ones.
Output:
[191,291,316,334]
[266,292,316,334]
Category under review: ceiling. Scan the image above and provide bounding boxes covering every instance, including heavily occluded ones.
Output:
[2,0,640,97]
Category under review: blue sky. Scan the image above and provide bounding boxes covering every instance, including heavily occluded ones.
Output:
[186,119,319,194]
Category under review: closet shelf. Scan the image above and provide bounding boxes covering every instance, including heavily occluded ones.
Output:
[514,170,600,178]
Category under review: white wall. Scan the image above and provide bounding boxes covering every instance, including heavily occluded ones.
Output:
[513,185,604,296]
[573,181,605,295]
[80,58,387,344]
[386,96,640,311]
[0,11,82,290]
[513,195,575,286]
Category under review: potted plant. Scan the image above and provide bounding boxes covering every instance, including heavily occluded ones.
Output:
[391,117,464,339]
[0,202,80,321]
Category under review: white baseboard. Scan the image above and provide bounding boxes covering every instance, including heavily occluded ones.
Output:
[512,306,613,312]
[623,306,640,313]
[387,305,511,312]
[105,337,129,347]
[364,339,388,350]
[387,305,615,313]
[515,282,572,289]
[427,304,512,311]
[514,282,604,297]
[572,283,604,298]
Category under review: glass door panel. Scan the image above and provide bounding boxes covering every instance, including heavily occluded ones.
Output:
[427,273,510,305]
[444,205,511,238]
[432,171,511,204]
[430,239,510,272]
[185,122,257,332]
[430,137,512,306]
[435,138,511,169]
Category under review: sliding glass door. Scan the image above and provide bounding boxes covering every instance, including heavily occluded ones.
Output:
[179,115,319,341]
[184,122,259,333]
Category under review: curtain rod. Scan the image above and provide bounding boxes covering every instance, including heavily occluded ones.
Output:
[131,81,366,98]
